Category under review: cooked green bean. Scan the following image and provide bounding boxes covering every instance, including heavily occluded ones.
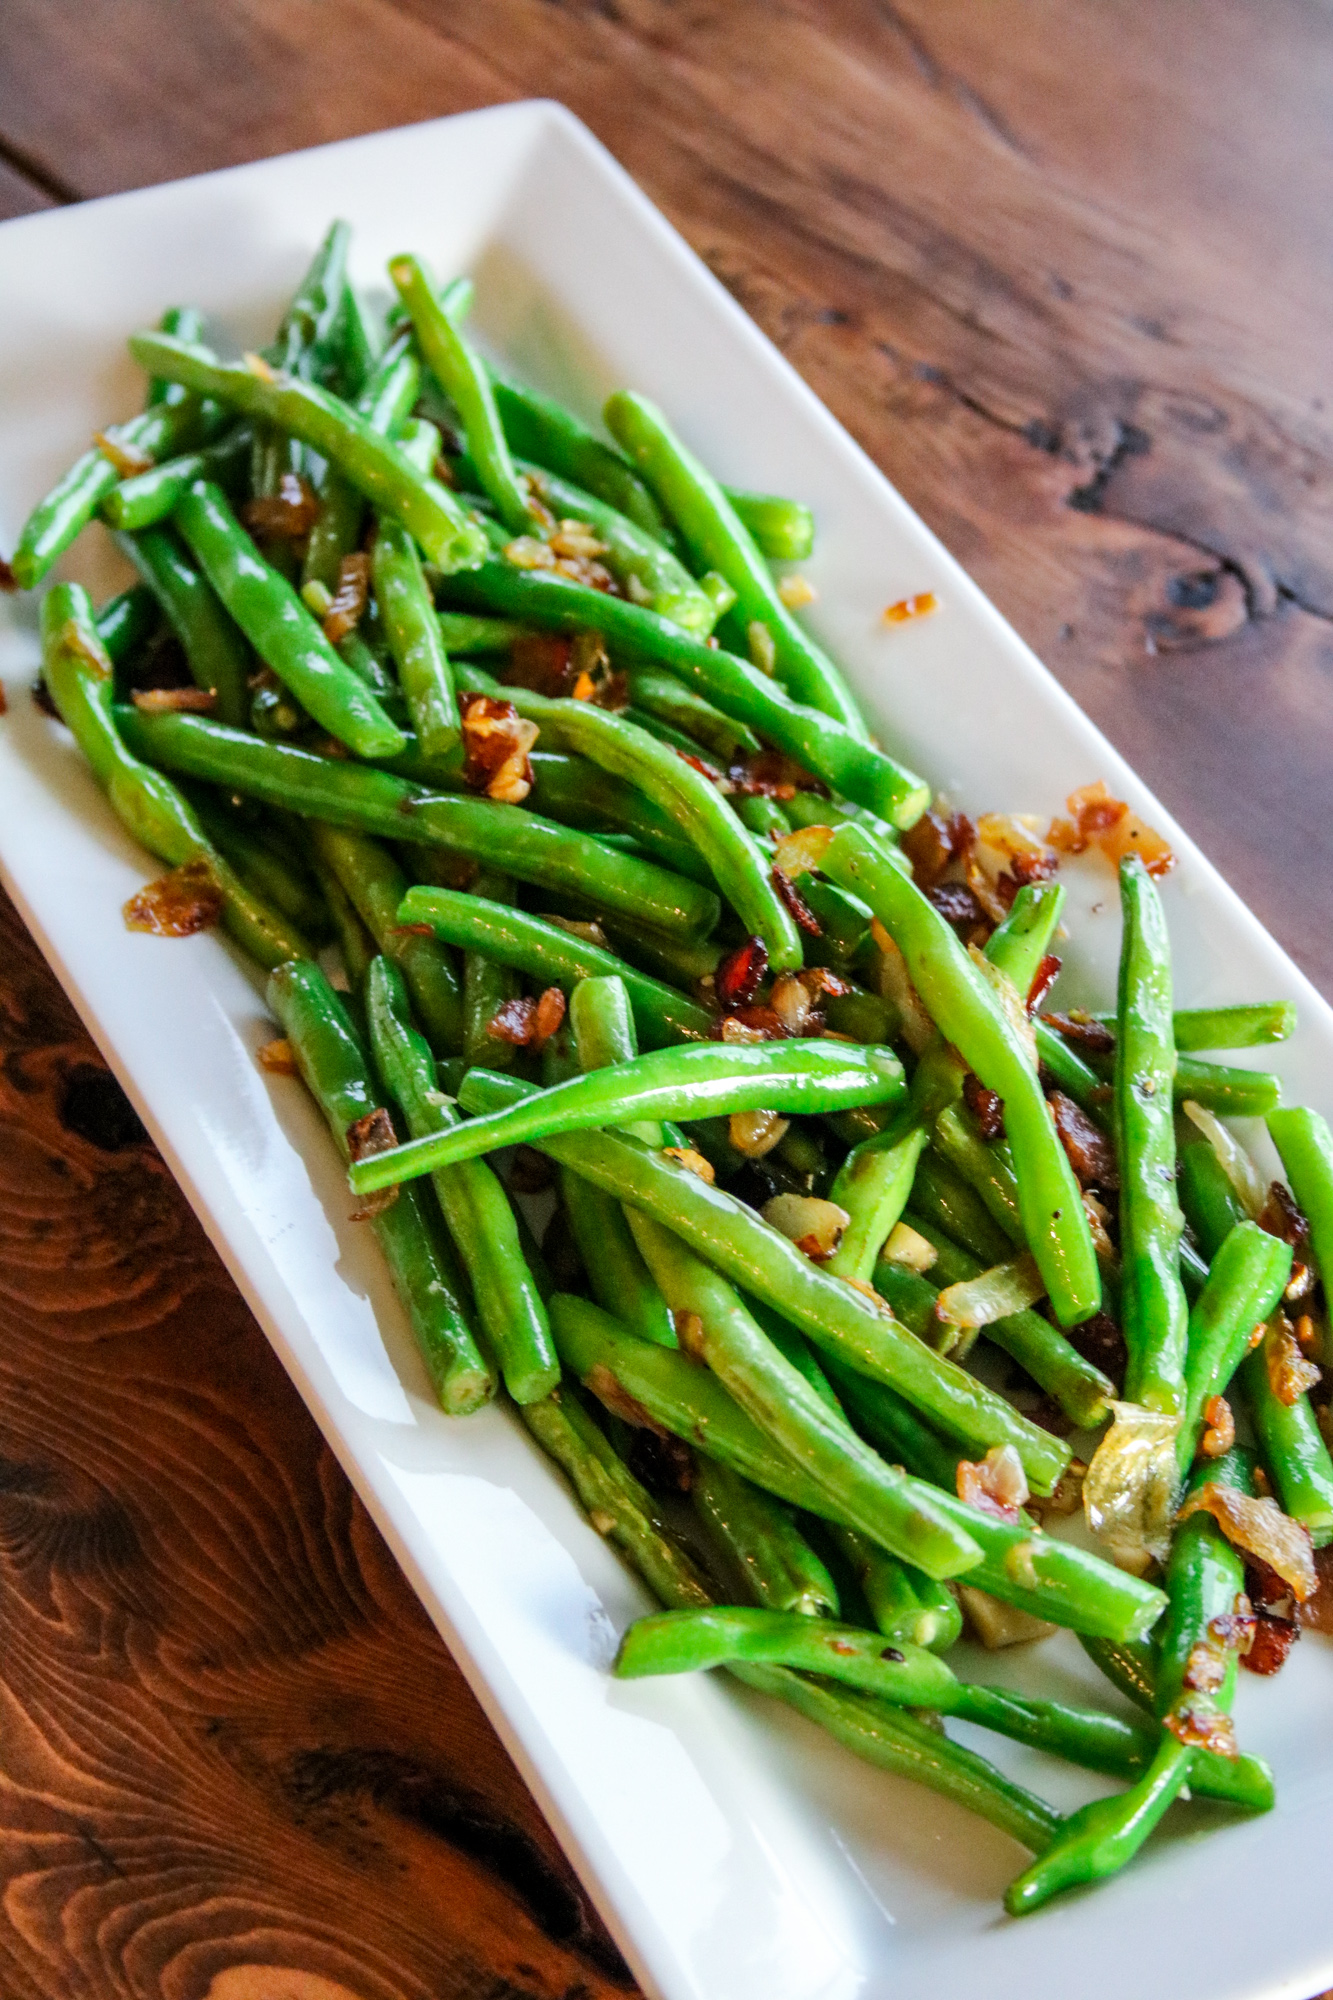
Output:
[724,489,815,564]
[1091,1002,1297,1051]
[302,338,422,590]
[372,433,461,760]
[622,669,761,761]
[365,956,556,1402]
[116,526,252,728]
[102,423,253,532]
[1177,1221,1292,1473]
[308,824,463,1055]
[94,584,159,672]
[828,1526,963,1650]
[488,373,674,541]
[517,466,720,636]
[692,1458,841,1616]
[906,1154,1014,1267]
[1158,1451,1252,1751]
[1268,1106,1333,1320]
[267,958,491,1413]
[1240,1319,1333,1543]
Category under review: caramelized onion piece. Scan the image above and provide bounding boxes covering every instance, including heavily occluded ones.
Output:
[662,1147,715,1184]
[762,1193,850,1260]
[729,1109,790,1159]
[937,1251,1045,1330]
[1178,1485,1316,1601]
[1083,1400,1182,1572]
[122,859,223,937]
[956,1444,1029,1524]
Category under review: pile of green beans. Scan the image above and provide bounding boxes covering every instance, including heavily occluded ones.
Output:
[10,221,1330,1925]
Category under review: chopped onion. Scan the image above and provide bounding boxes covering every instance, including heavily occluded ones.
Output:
[772,825,834,879]
[770,973,813,1036]
[661,1147,716,1184]
[956,1443,1029,1522]
[1083,1399,1182,1572]
[882,1221,937,1272]
[871,924,936,1054]
[957,1586,1056,1649]
[936,1251,1045,1329]
[1178,1484,1316,1601]
[729,1109,790,1158]
[969,946,1037,1070]
[762,1193,850,1260]
[1181,1100,1266,1217]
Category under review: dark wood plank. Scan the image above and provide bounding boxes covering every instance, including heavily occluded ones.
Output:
[0,886,630,2000]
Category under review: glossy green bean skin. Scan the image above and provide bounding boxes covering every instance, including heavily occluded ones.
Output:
[1116,855,1189,1413]
[1080,1639,1274,1813]
[692,1459,841,1617]
[173,482,405,757]
[1157,1452,1250,1747]
[186,792,329,940]
[456,868,518,1070]
[511,751,710,884]
[372,498,460,760]
[622,669,761,761]
[436,610,529,654]
[308,824,463,1055]
[1005,1732,1192,1917]
[1089,1002,1297,1051]
[828,1526,963,1649]
[906,1156,1014,1267]
[102,423,253,532]
[627,1211,983,1578]
[466,1084,1071,1492]
[618,1606,959,1700]
[129,330,489,571]
[724,489,815,564]
[1268,1107,1333,1324]
[514,464,719,636]
[40,585,307,970]
[302,340,422,589]
[351,1039,906,1191]
[489,375,673,541]
[95,584,159,672]
[364,956,556,1403]
[930,1107,1025,1244]
[116,526,251,727]
[254,227,353,494]
[1240,1319,1333,1543]
[396,887,714,1049]
[114,708,716,939]
[551,1292,1160,1641]
[825,1130,928,1283]
[604,391,865,737]
[390,254,534,536]
[1177,1221,1292,1473]
[267,959,492,1413]
[821,823,1099,1325]
[986,881,1065,997]
[439,561,926,823]
[454,665,799,969]
[1086,1048,1282,1118]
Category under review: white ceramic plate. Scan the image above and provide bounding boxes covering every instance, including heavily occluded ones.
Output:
[1,101,1331,2000]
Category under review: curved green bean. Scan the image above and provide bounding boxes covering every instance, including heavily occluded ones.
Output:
[828,1525,963,1650]
[309,824,463,1054]
[692,1458,841,1617]
[518,465,719,635]
[102,422,253,532]
[116,525,251,727]
[724,489,815,564]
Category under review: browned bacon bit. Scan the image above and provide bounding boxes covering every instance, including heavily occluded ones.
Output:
[718,1006,787,1042]
[242,471,320,543]
[956,1444,1028,1525]
[532,984,567,1048]
[677,748,728,785]
[1258,1179,1312,1255]
[927,881,991,943]
[256,1037,299,1076]
[461,694,538,803]
[0,556,17,593]
[1049,1090,1119,1191]
[489,995,539,1046]
[94,429,154,477]
[1201,1394,1236,1457]
[322,551,370,643]
[1041,1009,1116,1056]
[1266,1314,1321,1407]
[963,1074,1005,1141]
[1048,780,1175,878]
[900,809,954,888]
[716,935,770,1010]
[1298,1545,1333,1633]
[771,867,822,936]
[1295,1312,1320,1355]
[130,685,218,714]
[1026,953,1062,1014]
[345,1105,400,1218]
[1067,1310,1128,1384]
[31,674,58,717]
[122,859,223,937]
[586,1363,667,1435]
[1242,1608,1299,1676]
[506,630,575,697]
[726,749,823,798]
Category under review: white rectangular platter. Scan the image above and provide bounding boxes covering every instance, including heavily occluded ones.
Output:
[2,101,1332,2000]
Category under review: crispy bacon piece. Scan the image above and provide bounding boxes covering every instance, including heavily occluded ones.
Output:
[345,1105,400,1219]
[716,936,769,1010]
[506,630,575,696]
[323,551,370,642]
[242,471,320,543]
[1048,780,1175,878]
[963,1073,1005,1141]
[726,750,823,798]
[461,694,538,803]
[1243,1609,1299,1675]
[1026,953,1062,1014]
[533,985,567,1047]
[900,809,955,889]
[1049,1090,1119,1190]
[1298,1545,1333,1633]
[0,557,17,592]
[771,866,822,936]
[1041,1009,1116,1055]
[1066,1310,1128,1385]
[122,859,223,937]
[718,1007,787,1042]
[927,881,991,941]
[487,985,566,1052]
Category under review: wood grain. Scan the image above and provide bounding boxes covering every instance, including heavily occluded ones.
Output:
[0,886,630,1999]
[3,5,1333,1993]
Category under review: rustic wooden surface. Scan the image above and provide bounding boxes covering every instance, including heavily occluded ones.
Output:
[1,4,1331,1994]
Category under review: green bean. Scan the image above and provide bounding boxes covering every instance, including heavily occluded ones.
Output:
[622,669,761,761]
[692,1459,841,1616]
[186,791,329,940]
[1091,1002,1297,1051]
[734,794,791,839]
[604,391,865,736]
[115,526,252,728]
[129,330,489,571]
[439,560,927,823]
[1268,1106,1333,1314]
[873,1238,1116,1429]
[521,1387,715,1609]
[1115,854,1188,1413]
[351,1039,907,1191]
[267,959,491,1413]
[332,281,382,398]
[1177,1221,1292,1473]
[397,887,713,1048]
[95,585,159,672]
[389,254,533,535]
[452,867,516,1071]
[365,956,555,1402]
[827,1526,963,1649]
[172,482,404,757]
[302,339,422,590]
[820,823,1099,1326]
[985,881,1065,998]
[521,752,712,884]
[40,585,308,969]
[308,825,463,1055]
[1033,1016,1109,1123]
[552,1292,1160,1641]
[252,225,353,495]
[1158,1451,1251,1749]
[930,1106,1025,1244]
[627,1212,983,1577]
[1086,1048,1282,1118]
[723,489,815,564]
[453,664,798,969]
[825,1130,928,1284]
[313,855,376,994]
[436,610,528,655]
[906,1154,1013,1267]
[146,307,207,397]
[114,707,716,939]
[488,375,673,541]
[1178,1141,1246,1258]
[1005,1732,1191,1916]
[1081,1632,1276,1812]
[468,1090,1072,1490]
[372,473,461,760]
[102,423,253,532]
[1240,1320,1333,1542]
[506,465,719,636]
[568,975,662,1142]
[598,915,723,992]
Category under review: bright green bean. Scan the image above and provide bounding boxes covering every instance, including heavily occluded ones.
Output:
[724,489,815,564]
[622,669,761,761]
[1268,1106,1333,1323]
[1240,1318,1333,1543]
[102,423,253,532]
[116,526,251,728]
[488,374,673,540]
[828,1526,963,1650]
[1177,1221,1292,1473]
[308,824,463,1055]
[691,1458,841,1616]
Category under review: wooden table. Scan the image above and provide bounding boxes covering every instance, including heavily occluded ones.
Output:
[2,5,1331,1993]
